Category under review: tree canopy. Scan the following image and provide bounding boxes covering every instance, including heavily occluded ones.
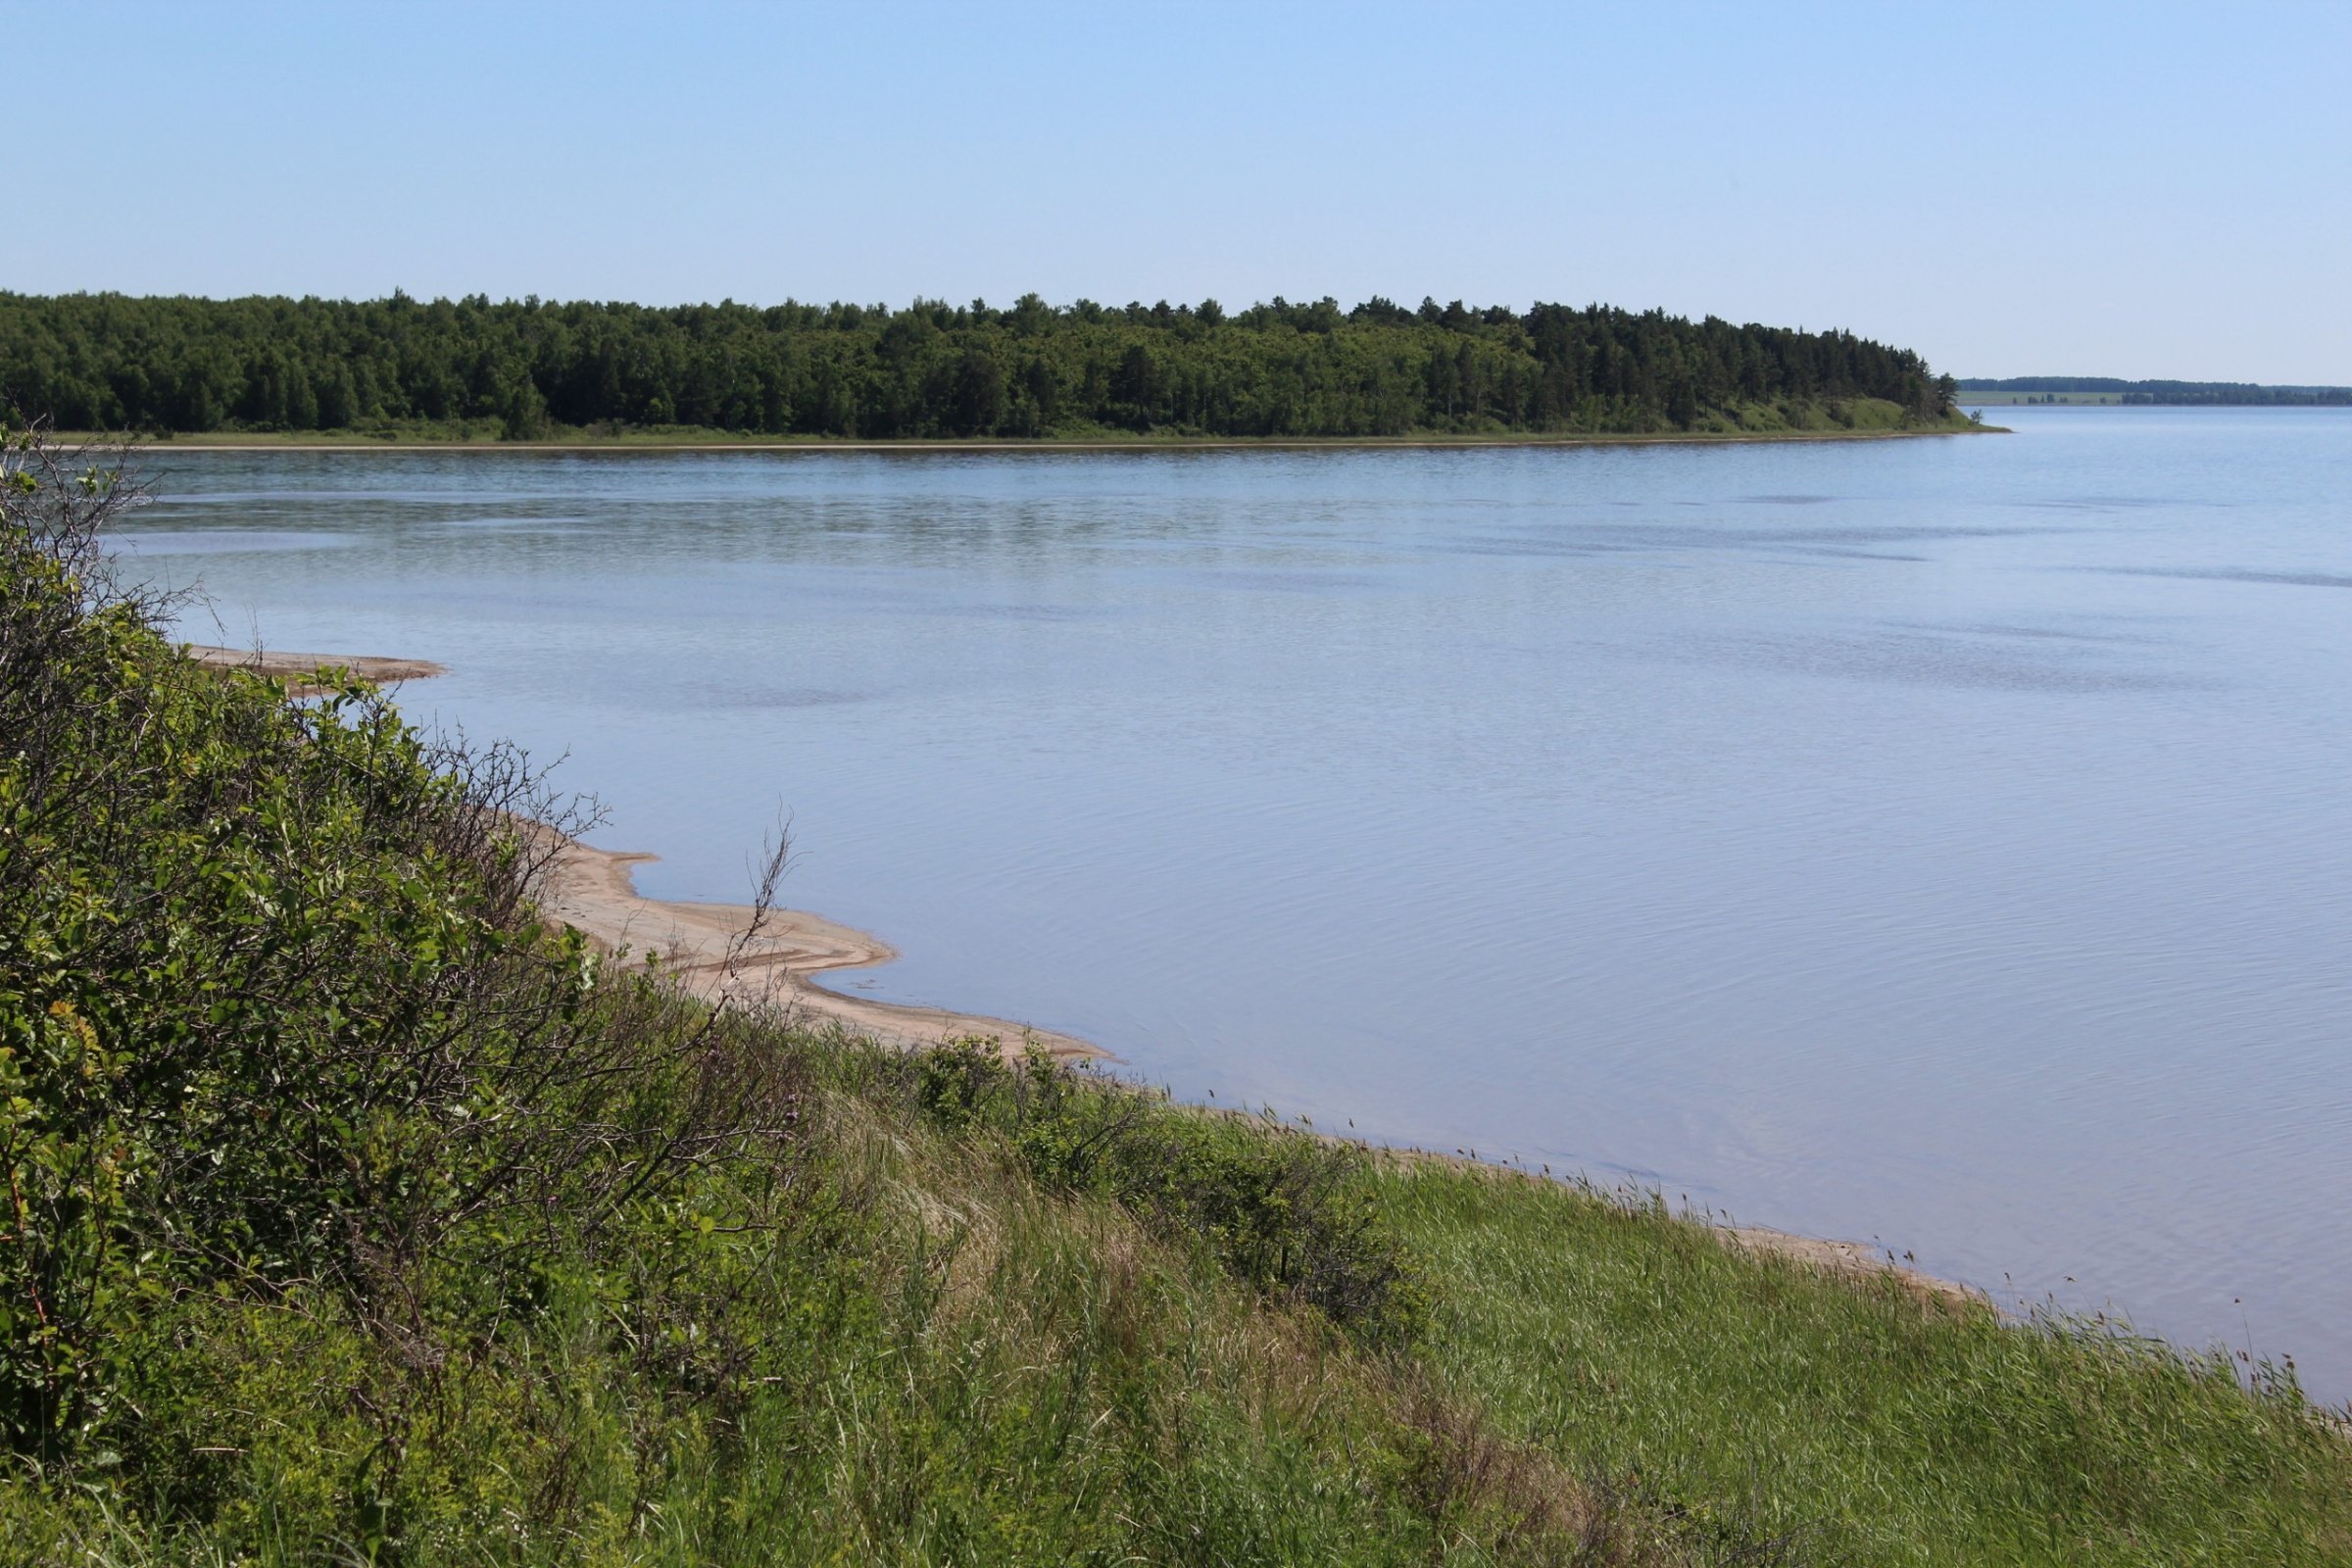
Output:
[0,291,1959,439]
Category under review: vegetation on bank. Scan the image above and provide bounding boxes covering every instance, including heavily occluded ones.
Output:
[1,291,1963,442]
[3,432,2346,1565]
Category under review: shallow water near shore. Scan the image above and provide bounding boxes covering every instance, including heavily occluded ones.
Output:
[122,408,2352,1399]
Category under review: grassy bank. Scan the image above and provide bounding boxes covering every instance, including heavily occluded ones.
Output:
[1,432,2337,1565]
[1383,1169,2347,1564]
[61,399,1988,450]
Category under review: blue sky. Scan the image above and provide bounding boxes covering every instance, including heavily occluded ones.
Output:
[8,0,2346,382]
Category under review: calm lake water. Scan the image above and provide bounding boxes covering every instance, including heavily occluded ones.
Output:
[120,407,2352,1399]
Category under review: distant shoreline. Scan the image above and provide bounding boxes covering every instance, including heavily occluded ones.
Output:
[74,425,2001,455]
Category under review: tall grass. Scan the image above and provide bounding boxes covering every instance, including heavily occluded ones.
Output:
[1380,1166,2351,1566]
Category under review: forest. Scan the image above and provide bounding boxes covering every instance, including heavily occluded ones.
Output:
[0,290,1960,439]
[1958,376,2352,406]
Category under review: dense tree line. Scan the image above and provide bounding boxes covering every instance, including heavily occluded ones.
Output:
[1959,376,2352,407]
[0,291,1957,439]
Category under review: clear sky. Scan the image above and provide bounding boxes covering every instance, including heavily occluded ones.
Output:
[8,0,2346,382]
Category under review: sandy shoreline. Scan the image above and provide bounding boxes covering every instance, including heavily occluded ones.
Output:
[553,824,1977,1304]
[181,639,1095,1055]
[540,776,1983,1306]
[182,643,449,693]
[228,640,1978,1306]
[544,836,1102,1062]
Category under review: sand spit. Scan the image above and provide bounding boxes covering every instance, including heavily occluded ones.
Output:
[544,837,1103,1063]
[182,643,448,694]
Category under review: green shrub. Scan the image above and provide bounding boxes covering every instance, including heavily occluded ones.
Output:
[900,1038,1429,1345]
[0,427,799,1466]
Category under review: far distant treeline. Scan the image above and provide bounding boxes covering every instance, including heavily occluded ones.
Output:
[1960,376,2351,407]
[0,290,1960,440]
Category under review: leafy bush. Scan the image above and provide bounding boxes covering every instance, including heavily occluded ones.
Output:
[0,426,799,1464]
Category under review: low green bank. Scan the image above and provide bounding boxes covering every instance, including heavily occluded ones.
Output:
[0,432,2339,1565]
[1383,1170,2347,1566]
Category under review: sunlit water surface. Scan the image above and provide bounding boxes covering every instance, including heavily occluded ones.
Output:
[120,408,2352,1397]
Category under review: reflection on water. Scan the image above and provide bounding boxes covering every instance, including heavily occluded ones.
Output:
[120,408,2352,1398]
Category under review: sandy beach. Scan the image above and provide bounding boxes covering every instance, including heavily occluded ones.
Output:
[543,835,1103,1062]
[182,643,449,694]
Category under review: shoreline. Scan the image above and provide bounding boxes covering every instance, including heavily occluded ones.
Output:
[88,425,1995,455]
[231,640,1984,1310]
[182,643,449,692]
[552,832,1980,1306]
[544,835,1102,1063]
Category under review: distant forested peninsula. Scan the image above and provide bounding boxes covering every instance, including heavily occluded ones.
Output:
[1959,376,2351,406]
[0,291,1967,442]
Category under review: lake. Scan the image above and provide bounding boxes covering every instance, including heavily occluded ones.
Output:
[119,407,2352,1399]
